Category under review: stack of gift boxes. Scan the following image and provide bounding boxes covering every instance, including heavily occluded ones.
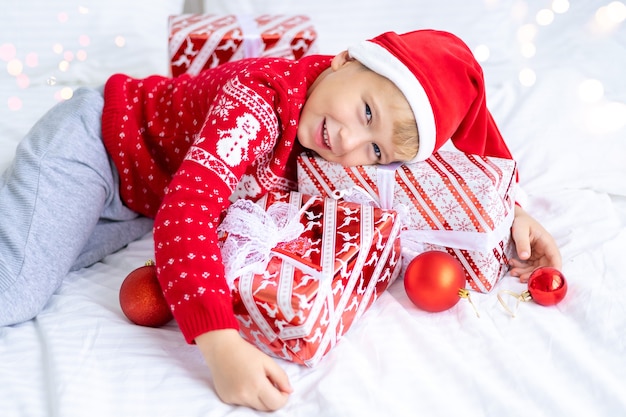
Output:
[169,15,517,366]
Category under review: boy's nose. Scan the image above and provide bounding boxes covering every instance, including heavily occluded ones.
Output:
[338,126,368,153]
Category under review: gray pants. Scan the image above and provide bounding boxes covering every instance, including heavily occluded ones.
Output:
[0,87,153,326]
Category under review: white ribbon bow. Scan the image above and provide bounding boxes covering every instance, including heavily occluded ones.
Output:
[218,197,315,288]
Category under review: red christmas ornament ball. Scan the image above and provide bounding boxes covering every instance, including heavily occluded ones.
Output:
[527,267,568,306]
[119,261,173,327]
[404,251,467,312]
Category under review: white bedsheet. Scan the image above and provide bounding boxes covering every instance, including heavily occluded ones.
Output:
[1,1,625,416]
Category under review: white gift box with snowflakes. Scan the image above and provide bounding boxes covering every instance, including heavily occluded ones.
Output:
[297,150,517,293]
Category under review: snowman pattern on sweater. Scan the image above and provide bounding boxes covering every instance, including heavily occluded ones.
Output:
[217,113,260,166]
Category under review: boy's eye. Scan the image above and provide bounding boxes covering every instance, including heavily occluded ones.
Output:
[365,104,372,123]
[372,143,382,160]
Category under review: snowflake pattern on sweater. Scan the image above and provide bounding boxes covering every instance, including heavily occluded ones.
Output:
[101,55,330,342]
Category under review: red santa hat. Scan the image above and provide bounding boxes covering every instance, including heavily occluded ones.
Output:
[348,29,513,163]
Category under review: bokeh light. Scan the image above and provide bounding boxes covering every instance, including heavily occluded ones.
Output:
[474,44,490,62]
[594,2,626,31]
[25,53,38,67]
[78,34,90,47]
[607,1,626,22]
[8,96,22,111]
[59,87,74,101]
[519,68,536,86]
[520,42,536,58]
[115,36,126,48]
[536,8,555,25]
[0,43,17,61]
[58,60,70,72]
[517,24,537,42]
[7,59,23,76]
[16,73,29,89]
[552,0,570,14]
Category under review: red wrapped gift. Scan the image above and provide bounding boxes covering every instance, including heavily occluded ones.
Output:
[218,191,401,366]
[169,14,318,77]
[297,150,517,293]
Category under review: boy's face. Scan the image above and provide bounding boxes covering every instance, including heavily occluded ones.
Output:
[297,51,412,167]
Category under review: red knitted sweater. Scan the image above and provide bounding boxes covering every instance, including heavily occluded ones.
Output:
[101,55,331,342]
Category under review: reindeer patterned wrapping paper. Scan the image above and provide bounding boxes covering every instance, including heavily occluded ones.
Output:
[168,14,318,77]
[297,151,517,293]
[218,191,402,367]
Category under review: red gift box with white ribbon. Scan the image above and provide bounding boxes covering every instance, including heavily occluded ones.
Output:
[168,14,318,77]
[297,150,517,293]
[218,191,402,366]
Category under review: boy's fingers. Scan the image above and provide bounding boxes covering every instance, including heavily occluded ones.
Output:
[258,379,290,411]
[264,359,292,393]
[511,223,531,261]
[251,362,291,411]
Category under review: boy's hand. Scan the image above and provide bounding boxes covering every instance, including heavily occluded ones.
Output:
[195,329,292,411]
[509,205,562,282]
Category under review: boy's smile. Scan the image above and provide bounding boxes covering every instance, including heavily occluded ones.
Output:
[297,51,412,167]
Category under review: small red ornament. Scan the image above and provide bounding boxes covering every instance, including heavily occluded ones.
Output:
[498,266,568,317]
[526,266,568,306]
[404,251,478,315]
[119,260,173,327]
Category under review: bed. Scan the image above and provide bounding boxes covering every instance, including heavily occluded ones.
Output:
[1,0,625,416]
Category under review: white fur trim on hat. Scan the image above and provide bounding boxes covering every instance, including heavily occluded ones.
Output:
[348,40,436,163]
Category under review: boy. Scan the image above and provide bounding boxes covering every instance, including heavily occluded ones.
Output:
[0,30,560,411]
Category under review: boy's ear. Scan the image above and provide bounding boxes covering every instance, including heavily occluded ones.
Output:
[330,50,354,70]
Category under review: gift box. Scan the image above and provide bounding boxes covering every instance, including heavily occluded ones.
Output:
[169,14,318,77]
[218,191,402,367]
[297,150,517,293]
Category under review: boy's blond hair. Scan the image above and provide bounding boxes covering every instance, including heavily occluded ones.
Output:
[392,106,419,162]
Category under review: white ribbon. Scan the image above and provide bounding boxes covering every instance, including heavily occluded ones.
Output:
[218,197,314,287]
[400,208,515,253]
[376,162,402,210]
[237,14,263,58]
